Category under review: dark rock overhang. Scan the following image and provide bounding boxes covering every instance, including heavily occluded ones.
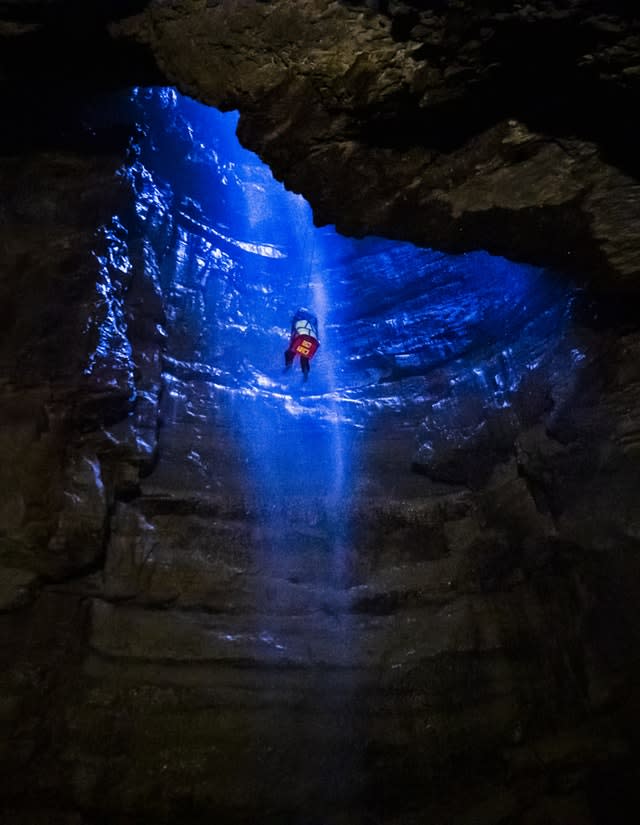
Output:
[2,0,640,289]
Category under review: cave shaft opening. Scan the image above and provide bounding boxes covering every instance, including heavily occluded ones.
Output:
[116,87,582,501]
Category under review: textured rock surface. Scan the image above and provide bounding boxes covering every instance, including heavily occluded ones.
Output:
[110,0,640,289]
[0,4,640,825]
[2,2,640,286]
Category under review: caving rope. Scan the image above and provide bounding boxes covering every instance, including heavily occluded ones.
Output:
[282,216,321,373]
[300,217,316,305]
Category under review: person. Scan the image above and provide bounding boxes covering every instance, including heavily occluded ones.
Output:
[284,308,320,379]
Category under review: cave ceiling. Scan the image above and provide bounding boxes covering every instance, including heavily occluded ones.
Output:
[2,0,640,289]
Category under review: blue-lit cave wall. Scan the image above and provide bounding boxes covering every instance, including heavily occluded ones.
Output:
[109,87,583,495]
[5,82,640,825]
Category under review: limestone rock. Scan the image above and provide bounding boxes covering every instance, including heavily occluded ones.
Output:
[47,454,108,578]
[0,567,38,611]
[1,5,640,824]
[110,0,640,288]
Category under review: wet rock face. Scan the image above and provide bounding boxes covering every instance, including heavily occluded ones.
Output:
[1,86,640,825]
[1,5,640,825]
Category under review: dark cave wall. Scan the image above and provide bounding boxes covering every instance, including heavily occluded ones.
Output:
[0,103,172,574]
[1,4,640,824]
[1,88,640,825]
